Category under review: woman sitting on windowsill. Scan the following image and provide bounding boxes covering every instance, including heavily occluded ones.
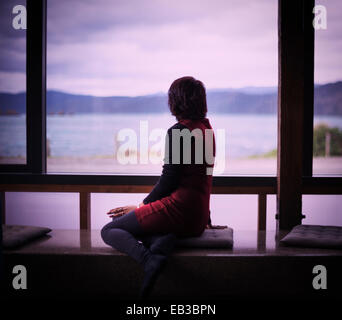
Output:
[101,76,226,299]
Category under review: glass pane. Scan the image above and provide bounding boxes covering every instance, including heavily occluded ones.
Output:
[47,0,277,175]
[209,194,258,230]
[91,193,258,231]
[0,0,26,164]
[266,195,277,231]
[302,195,342,227]
[313,0,342,176]
[5,192,79,229]
[6,192,341,231]
[266,195,342,230]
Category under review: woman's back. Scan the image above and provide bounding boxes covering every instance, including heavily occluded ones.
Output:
[135,117,215,237]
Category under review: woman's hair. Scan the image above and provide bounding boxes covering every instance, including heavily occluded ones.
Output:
[168,76,207,120]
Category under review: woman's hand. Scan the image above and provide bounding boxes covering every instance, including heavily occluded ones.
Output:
[106,205,137,218]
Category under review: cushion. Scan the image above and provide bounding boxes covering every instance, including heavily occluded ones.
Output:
[2,224,52,249]
[280,224,342,249]
[176,228,233,248]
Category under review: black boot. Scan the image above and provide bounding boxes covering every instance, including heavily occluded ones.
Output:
[139,253,167,299]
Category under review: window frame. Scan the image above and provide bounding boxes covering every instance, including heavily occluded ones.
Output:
[0,0,341,224]
[0,0,46,173]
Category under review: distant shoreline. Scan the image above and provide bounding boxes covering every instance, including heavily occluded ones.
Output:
[1,81,342,116]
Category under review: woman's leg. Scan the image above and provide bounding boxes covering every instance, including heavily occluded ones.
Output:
[142,234,178,255]
[101,210,151,265]
[139,233,177,255]
[101,210,177,258]
[100,210,176,298]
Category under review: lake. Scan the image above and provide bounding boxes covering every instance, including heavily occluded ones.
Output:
[1,113,342,230]
[1,112,342,159]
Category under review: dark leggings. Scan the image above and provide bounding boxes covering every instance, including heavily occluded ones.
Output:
[101,210,176,266]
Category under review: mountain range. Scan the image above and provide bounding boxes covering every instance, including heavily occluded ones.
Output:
[0,81,341,116]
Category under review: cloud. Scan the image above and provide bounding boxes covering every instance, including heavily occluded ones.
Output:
[0,71,25,92]
[0,0,26,77]
[46,0,278,95]
[1,0,341,95]
[315,0,342,84]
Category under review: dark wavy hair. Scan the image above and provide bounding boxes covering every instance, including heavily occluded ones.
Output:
[168,76,207,121]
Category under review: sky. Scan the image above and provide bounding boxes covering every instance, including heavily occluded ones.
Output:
[0,0,341,96]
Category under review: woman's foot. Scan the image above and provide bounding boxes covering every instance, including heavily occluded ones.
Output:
[139,254,167,299]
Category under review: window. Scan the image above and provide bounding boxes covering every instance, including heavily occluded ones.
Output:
[0,0,26,165]
[2,1,340,232]
[46,0,278,176]
[5,192,79,229]
[302,195,342,227]
[313,0,342,176]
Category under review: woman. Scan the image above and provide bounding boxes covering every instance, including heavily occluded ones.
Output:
[101,76,216,298]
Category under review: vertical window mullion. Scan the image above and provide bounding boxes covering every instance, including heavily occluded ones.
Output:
[302,0,315,177]
[26,0,47,174]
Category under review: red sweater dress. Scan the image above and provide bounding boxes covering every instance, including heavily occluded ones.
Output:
[134,118,215,237]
